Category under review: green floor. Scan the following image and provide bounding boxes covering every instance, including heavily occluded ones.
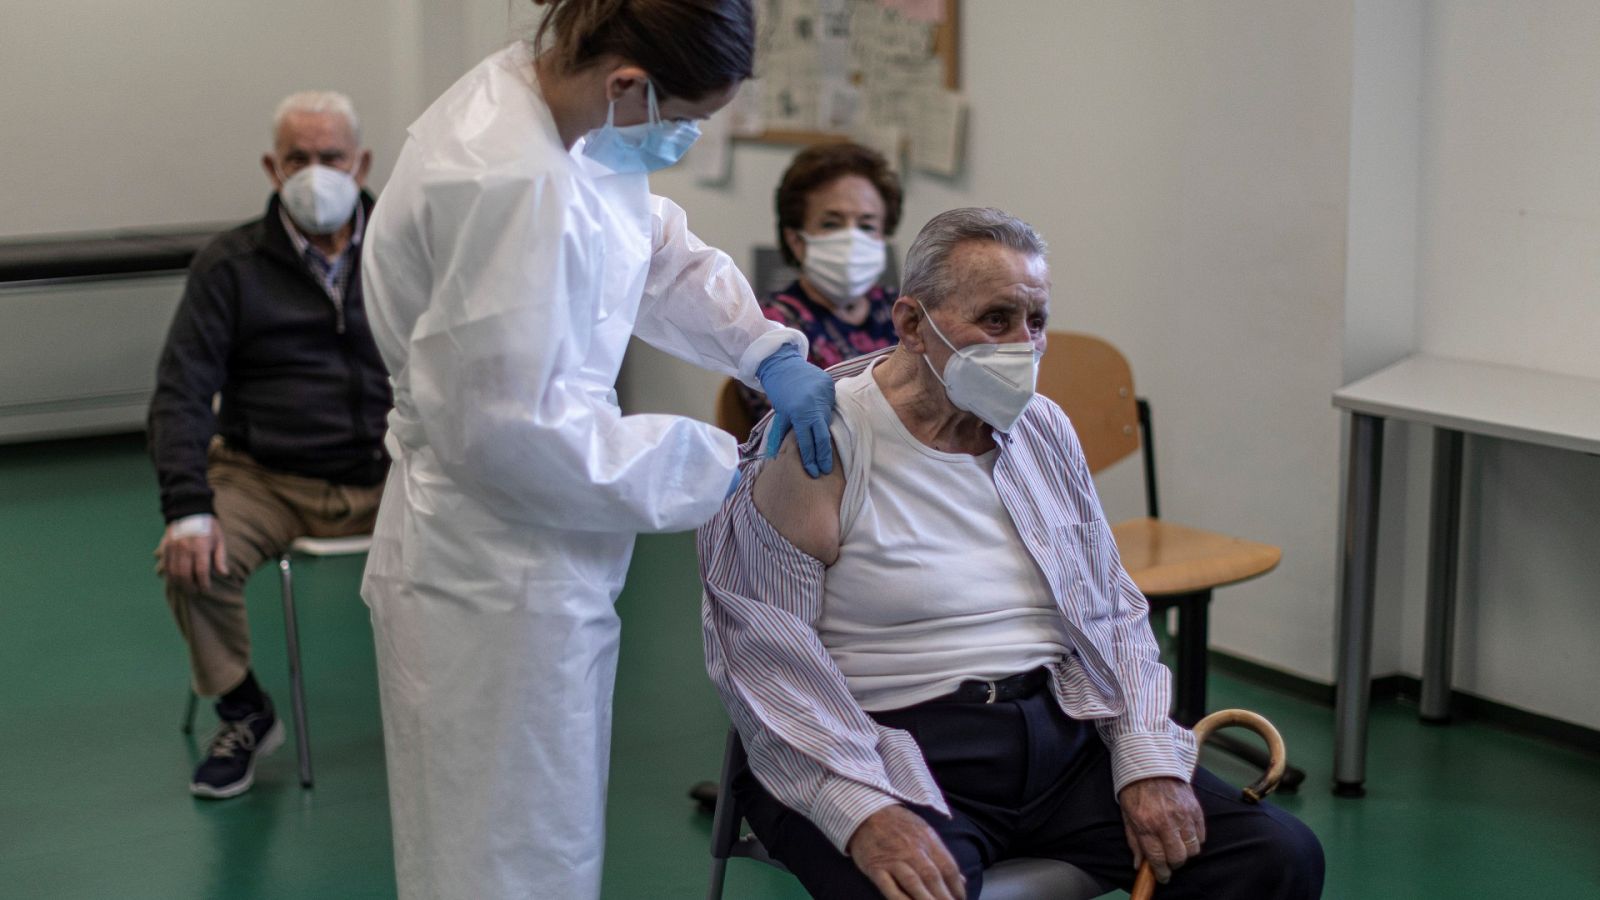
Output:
[2,434,1597,898]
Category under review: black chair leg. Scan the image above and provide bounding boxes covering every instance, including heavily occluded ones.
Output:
[1173,592,1210,728]
[706,857,728,900]
[689,780,719,814]
[279,554,314,789]
[1169,591,1306,793]
[706,729,744,900]
[182,690,198,735]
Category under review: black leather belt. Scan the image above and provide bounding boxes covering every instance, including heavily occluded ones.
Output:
[940,667,1052,704]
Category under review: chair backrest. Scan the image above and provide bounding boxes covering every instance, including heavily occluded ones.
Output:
[720,333,1143,472]
[715,378,758,441]
[1036,332,1141,475]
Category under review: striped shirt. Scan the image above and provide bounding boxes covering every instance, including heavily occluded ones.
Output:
[698,349,1198,853]
[279,202,366,307]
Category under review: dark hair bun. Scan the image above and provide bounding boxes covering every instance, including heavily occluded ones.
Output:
[535,0,755,102]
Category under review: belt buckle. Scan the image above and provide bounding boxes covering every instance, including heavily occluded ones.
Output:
[984,680,999,704]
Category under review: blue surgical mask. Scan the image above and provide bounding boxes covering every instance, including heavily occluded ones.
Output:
[581,81,701,174]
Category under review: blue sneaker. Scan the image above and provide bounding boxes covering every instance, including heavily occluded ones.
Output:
[190,707,284,799]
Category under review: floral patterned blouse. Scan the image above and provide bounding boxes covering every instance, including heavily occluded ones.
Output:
[738,280,900,424]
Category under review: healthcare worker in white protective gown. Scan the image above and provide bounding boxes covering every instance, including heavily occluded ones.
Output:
[358,1,836,897]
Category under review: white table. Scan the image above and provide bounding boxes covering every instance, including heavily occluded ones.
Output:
[1330,354,1600,796]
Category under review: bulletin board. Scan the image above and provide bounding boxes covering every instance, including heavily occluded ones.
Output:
[730,0,964,175]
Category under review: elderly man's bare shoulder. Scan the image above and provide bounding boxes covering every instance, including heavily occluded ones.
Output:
[751,432,846,566]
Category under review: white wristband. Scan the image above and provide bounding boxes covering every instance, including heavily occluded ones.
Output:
[170,513,216,538]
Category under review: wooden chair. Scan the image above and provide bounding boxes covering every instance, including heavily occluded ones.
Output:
[714,377,758,442]
[1038,332,1304,789]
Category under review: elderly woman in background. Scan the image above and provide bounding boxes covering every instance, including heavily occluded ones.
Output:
[740,141,904,423]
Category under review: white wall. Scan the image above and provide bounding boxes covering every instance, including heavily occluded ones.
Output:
[1393,1,1600,729]
[1343,0,1427,699]
[633,1,1356,684]
[1332,1,1600,731]
[1418,2,1600,381]
[0,0,516,239]
[1344,0,1422,386]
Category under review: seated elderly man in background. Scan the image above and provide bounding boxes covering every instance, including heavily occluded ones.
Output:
[148,91,391,799]
[700,208,1323,900]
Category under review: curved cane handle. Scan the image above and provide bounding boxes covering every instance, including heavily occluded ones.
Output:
[1193,709,1286,802]
[1128,709,1287,900]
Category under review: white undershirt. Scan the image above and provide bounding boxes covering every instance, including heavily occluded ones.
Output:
[817,365,1070,711]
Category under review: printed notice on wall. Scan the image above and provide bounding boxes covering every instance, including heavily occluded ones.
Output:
[741,0,960,174]
[907,89,966,176]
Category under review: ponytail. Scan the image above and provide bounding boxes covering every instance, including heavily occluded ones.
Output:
[531,0,755,101]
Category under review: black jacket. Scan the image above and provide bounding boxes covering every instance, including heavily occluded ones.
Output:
[148,194,392,522]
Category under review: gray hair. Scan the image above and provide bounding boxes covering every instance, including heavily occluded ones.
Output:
[273,91,361,144]
[900,207,1048,309]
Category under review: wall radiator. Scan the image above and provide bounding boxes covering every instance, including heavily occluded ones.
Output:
[0,228,218,444]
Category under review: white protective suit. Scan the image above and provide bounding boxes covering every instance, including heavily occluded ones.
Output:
[359,43,802,900]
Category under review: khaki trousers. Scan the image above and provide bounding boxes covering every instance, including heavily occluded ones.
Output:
[164,440,383,697]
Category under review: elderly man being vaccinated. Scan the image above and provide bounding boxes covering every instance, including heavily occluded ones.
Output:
[700,208,1324,900]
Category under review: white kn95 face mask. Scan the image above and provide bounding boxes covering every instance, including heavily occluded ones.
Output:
[918,299,1040,433]
[278,163,360,235]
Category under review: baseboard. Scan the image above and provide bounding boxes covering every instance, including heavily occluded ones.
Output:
[1209,651,1600,757]
[0,428,145,459]
[1207,651,1334,705]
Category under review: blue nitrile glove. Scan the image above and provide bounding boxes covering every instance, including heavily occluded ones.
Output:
[763,413,790,461]
[756,344,835,477]
[726,467,742,499]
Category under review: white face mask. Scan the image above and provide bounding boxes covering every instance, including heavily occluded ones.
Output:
[800,229,887,306]
[278,163,360,235]
[918,300,1041,433]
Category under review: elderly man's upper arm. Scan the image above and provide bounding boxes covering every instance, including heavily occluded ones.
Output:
[752,432,845,565]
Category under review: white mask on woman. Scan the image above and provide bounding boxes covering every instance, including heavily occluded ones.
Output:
[918,299,1041,432]
[278,164,361,235]
[800,229,887,306]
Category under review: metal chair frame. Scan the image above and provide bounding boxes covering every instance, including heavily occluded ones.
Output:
[707,730,785,900]
[180,535,371,789]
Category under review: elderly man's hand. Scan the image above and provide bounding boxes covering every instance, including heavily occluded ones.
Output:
[155,515,229,593]
[1118,776,1206,884]
[847,805,967,900]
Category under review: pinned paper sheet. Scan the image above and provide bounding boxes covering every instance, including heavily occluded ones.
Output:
[738,0,961,176]
[691,106,734,185]
[728,78,766,137]
[908,89,966,176]
[818,81,862,132]
[853,124,906,172]
[880,0,945,24]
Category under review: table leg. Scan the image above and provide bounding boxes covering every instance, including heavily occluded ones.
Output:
[1334,413,1383,797]
[1420,428,1464,723]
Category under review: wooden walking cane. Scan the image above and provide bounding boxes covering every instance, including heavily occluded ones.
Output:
[1129,709,1288,900]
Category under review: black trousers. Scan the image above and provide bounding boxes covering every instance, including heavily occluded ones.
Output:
[734,686,1324,899]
